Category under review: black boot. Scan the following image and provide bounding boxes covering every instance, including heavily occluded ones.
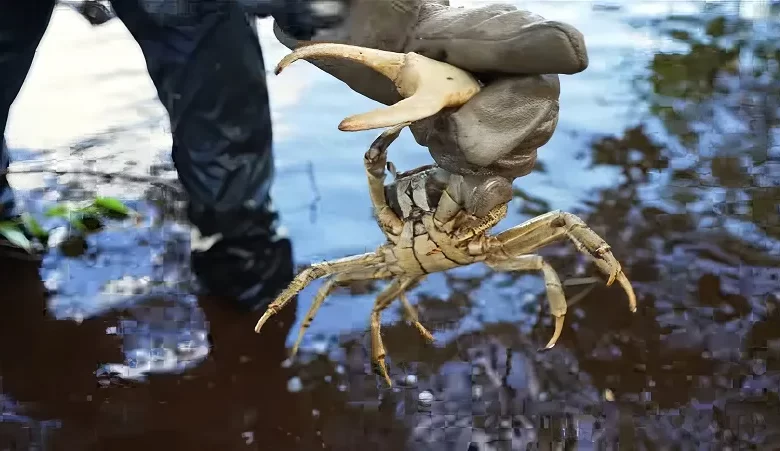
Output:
[112,0,294,310]
[189,202,294,312]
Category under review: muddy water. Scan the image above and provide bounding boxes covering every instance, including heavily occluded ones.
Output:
[2,1,779,450]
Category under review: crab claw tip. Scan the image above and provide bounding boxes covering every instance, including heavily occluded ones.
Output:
[254,314,270,333]
[542,315,565,350]
[337,120,359,131]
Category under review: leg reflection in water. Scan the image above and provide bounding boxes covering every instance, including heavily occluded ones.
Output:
[0,255,342,451]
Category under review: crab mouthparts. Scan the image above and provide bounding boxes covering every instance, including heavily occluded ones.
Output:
[274,43,482,131]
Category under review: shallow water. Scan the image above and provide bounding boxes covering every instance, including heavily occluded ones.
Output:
[1,1,779,449]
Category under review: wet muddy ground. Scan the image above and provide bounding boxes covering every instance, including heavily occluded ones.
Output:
[1,1,779,450]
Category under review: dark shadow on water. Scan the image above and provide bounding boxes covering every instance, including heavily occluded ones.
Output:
[2,2,780,450]
[0,258,336,450]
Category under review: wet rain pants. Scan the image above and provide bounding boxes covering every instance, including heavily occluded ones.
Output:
[0,0,293,310]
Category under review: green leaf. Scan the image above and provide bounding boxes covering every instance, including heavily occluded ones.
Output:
[93,197,131,219]
[21,213,48,240]
[66,210,102,233]
[45,204,73,218]
[0,221,32,252]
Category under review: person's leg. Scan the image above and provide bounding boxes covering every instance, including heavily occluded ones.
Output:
[0,1,56,220]
[111,0,293,311]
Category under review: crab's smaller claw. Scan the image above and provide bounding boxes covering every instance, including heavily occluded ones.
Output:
[274,43,482,131]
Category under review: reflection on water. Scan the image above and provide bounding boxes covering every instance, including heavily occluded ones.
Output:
[97,293,211,382]
[1,1,779,449]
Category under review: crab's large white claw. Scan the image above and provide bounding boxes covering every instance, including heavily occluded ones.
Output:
[274,43,482,131]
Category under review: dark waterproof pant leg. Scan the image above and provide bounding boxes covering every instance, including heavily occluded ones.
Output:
[0,1,56,220]
[109,1,293,310]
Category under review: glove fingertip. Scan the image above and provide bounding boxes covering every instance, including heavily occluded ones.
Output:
[545,21,589,73]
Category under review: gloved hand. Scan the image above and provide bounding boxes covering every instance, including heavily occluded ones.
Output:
[272,0,588,216]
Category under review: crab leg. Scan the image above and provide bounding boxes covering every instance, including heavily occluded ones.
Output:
[274,43,481,131]
[364,124,407,240]
[290,278,338,357]
[254,252,385,333]
[398,286,434,343]
[485,254,567,349]
[492,210,636,312]
[289,265,404,357]
[370,276,427,386]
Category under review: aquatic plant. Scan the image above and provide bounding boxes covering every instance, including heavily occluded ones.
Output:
[0,196,136,257]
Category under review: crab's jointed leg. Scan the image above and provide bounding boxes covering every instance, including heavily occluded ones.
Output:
[290,264,411,357]
[397,283,434,343]
[486,254,567,349]
[364,123,408,241]
[491,210,637,311]
[370,276,428,386]
[254,252,386,333]
[290,278,338,357]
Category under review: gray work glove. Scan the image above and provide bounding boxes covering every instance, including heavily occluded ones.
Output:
[273,0,588,214]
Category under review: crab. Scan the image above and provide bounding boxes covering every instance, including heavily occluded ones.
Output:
[254,43,637,385]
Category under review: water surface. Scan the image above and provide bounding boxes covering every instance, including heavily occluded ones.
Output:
[1,1,779,449]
